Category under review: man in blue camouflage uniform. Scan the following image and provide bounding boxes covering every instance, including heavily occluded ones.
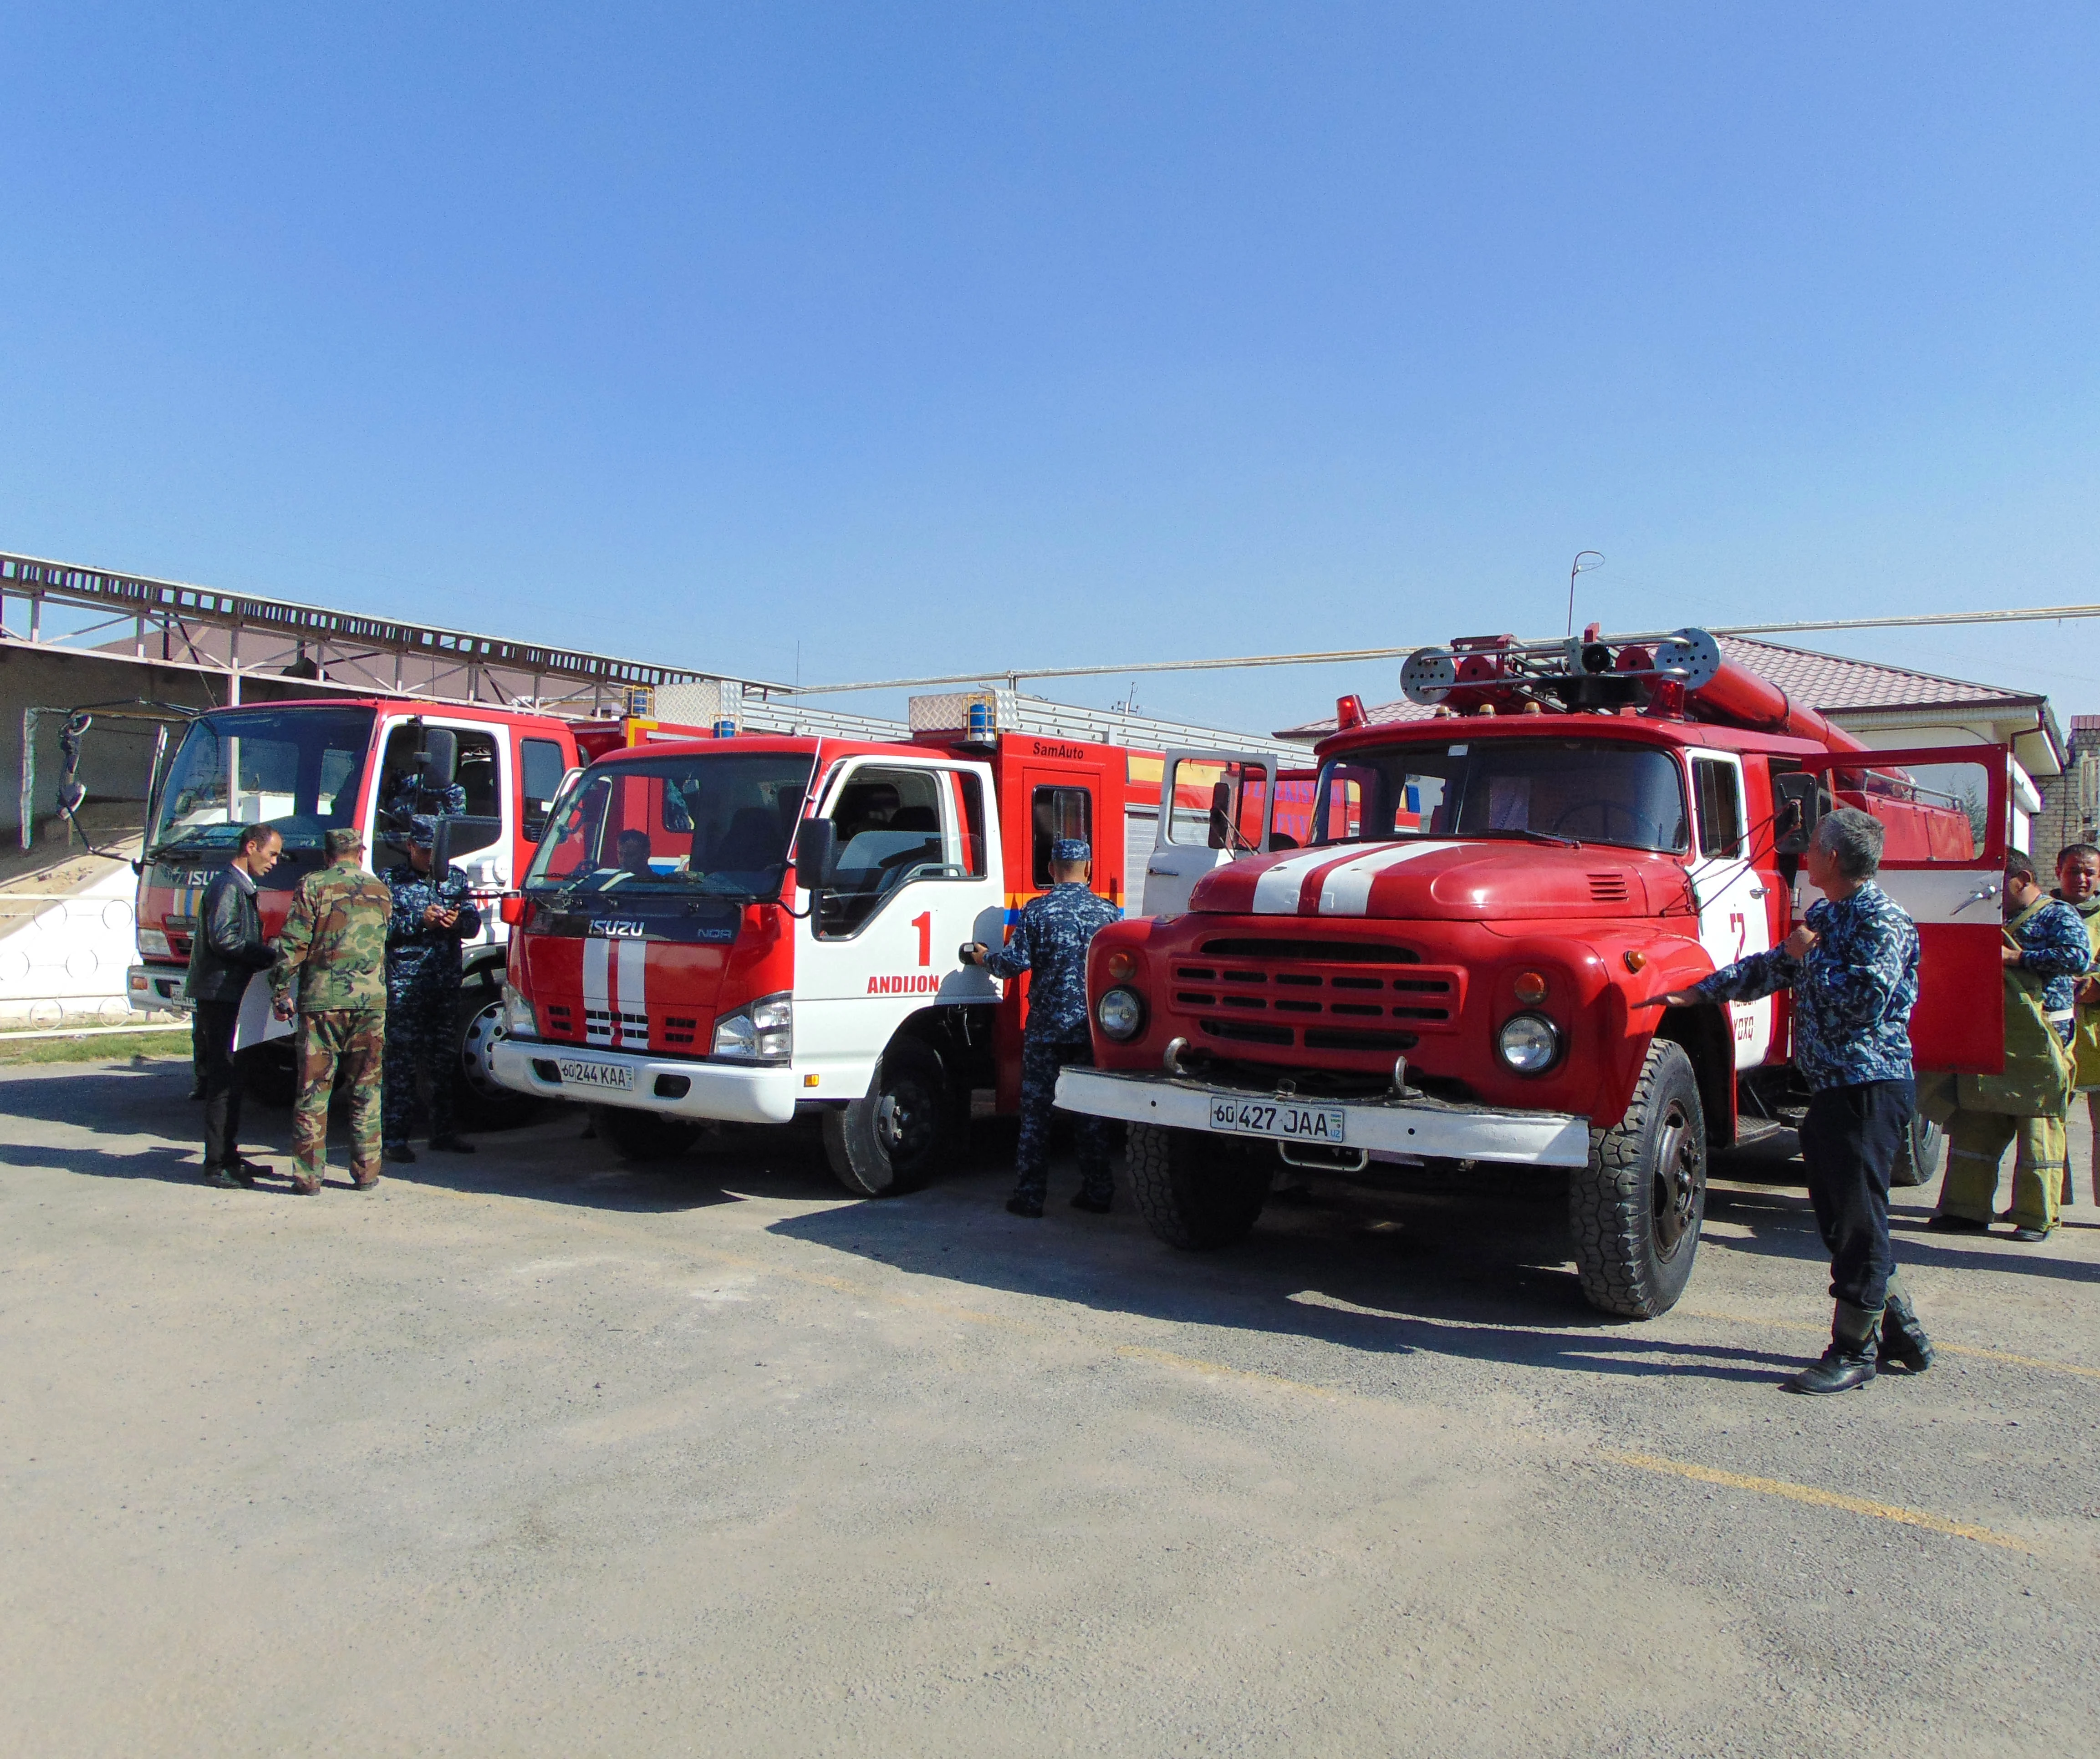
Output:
[380,816,483,1163]
[963,838,1122,1219]
[1929,849,2089,1240]
[1657,807,1932,1394]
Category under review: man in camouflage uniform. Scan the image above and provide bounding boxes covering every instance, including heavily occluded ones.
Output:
[381,816,483,1163]
[271,825,393,1194]
[1660,808,1932,1394]
[963,838,1122,1219]
[1929,849,2089,1242]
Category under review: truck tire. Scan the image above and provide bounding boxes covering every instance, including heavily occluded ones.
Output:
[1126,1122,1272,1250]
[591,1103,702,1162]
[823,1038,953,1197]
[1889,1113,1944,1189]
[1570,1039,1707,1318]
[453,975,539,1131]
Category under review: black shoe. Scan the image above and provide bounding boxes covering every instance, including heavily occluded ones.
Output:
[1927,1212,1988,1232]
[188,1083,205,1102]
[383,1142,417,1164]
[1787,1347,1878,1395]
[2010,1226,2052,1243]
[1878,1306,1935,1374]
[428,1134,476,1154]
[201,1166,245,1189]
[1070,1190,1112,1214]
[1005,1195,1045,1219]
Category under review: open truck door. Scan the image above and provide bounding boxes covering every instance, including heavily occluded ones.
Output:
[1140,750,1281,917]
[1796,744,2010,1075]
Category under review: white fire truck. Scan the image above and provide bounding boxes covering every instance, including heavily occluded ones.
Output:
[488,695,1300,1191]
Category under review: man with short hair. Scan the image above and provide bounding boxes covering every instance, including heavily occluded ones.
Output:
[962,838,1122,1219]
[272,826,393,1195]
[2052,841,2100,1202]
[1931,849,2089,1240]
[380,817,483,1164]
[185,822,283,1187]
[1657,807,1930,1394]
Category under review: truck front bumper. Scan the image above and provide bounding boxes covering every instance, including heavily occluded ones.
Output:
[127,966,193,1013]
[1055,1066,1593,1168]
[489,1036,798,1126]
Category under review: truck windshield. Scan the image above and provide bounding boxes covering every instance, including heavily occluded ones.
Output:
[1312,738,1690,854]
[523,751,817,900]
[148,707,377,856]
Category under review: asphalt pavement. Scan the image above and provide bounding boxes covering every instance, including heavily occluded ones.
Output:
[3,1056,2096,1757]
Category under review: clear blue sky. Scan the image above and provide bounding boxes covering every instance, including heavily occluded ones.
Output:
[4,5,2097,737]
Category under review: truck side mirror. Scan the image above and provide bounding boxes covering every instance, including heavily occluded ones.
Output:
[1774,773,1822,856]
[420,728,459,787]
[431,815,502,869]
[794,819,837,891]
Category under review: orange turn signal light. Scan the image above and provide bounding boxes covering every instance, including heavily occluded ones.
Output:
[1106,950,1136,981]
[1624,950,1646,973]
[1514,971,1548,1004]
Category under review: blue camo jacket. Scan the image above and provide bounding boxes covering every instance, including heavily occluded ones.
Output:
[1692,880,1920,1091]
[382,860,483,1002]
[2010,896,2090,1042]
[983,882,1122,1042]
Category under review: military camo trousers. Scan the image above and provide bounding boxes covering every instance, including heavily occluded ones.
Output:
[293,1007,384,1181]
[1014,1037,1111,1204]
[383,984,459,1146]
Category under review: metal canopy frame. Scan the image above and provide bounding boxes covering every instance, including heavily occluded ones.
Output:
[0,551,784,713]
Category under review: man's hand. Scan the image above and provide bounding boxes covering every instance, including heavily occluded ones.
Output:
[2078,975,2100,1005]
[2002,943,2024,969]
[1784,925,1818,960]
[422,903,450,927]
[271,996,292,1022]
[1633,988,1706,1009]
[960,941,987,967]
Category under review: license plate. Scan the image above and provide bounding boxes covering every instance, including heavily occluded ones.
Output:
[1208,1096,1346,1143]
[557,1057,634,1092]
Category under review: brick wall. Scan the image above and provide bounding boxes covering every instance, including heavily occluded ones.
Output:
[2034,717,2100,875]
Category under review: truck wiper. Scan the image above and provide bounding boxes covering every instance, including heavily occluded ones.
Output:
[1475,828,1583,849]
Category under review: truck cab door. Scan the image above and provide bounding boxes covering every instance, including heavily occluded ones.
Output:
[1141,751,1280,917]
[1685,751,1774,1069]
[1796,744,2010,1075]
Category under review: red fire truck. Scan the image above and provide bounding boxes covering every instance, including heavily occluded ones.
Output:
[487,704,1300,1190]
[1055,628,2009,1318]
[124,696,681,1113]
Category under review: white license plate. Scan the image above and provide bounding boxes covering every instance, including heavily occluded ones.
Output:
[1208,1096,1346,1144]
[557,1057,634,1092]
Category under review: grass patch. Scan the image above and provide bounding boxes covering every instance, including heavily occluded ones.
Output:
[0,1031,193,1067]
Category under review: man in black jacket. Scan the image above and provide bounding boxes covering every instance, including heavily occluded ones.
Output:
[185,822,283,1186]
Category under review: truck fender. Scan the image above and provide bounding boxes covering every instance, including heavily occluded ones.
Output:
[1592,936,1720,1133]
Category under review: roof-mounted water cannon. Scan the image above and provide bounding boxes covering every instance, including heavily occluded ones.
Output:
[1400,627,1723,717]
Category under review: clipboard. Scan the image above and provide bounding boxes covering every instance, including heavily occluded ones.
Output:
[231,969,294,1053]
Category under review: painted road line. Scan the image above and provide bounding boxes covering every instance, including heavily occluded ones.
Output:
[1600,1449,2033,1553]
[1682,1309,2100,1381]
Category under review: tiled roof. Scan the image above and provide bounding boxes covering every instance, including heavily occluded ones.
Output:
[1276,634,2044,739]
[2073,715,2100,733]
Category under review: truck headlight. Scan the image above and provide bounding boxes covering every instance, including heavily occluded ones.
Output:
[501,983,537,1038]
[714,991,793,1063]
[137,928,173,959]
[1497,1012,1561,1075]
[1096,986,1145,1041]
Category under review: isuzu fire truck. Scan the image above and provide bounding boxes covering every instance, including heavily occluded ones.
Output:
[1055,628,2011,1318]
[487,697,1301,1191]
[124,694,683,1115]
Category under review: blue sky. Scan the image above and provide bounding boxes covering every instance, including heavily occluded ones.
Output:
[3,5,2097,737]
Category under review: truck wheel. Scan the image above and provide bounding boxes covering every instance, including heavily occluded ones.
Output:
[1889,1114,1944,1189]
[1570,1039,1707,1318]
[1126,1122,1272,1250]
[823,1038,952,1197]
[591,1103,701,1162]
[453,976,539,1130]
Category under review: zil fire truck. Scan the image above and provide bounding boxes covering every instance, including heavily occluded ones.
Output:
[486,696,1300,1190]
[1053,628,2009,1318]
[123,694,689,1116]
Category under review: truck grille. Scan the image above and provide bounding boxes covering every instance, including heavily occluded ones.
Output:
[1170,943,1464,1048]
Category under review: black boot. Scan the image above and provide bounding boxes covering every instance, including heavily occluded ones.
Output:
[1876,1271,1934,1373]
[1787,1301,1880,1395]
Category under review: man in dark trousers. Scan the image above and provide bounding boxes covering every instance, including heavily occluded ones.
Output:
[962,838,1122,1219]
[1654,807,1932,1394]
[184,822,282,1187]
[381,816,483,1163]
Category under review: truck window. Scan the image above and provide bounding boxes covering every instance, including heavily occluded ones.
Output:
[1690,756,1745,859]
[1162,759,1267,851]
[819,765,952,936]
[148,706,377,858]
[520,738,566,842]
[951,772,988,878]
[1031,786,1093,888]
